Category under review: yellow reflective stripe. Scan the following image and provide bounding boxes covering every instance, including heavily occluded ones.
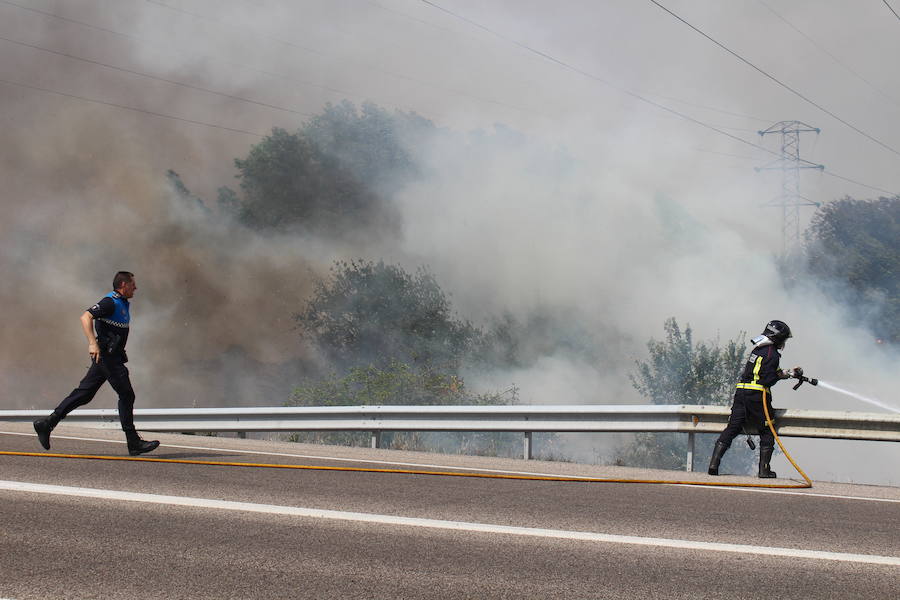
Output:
[736,356,768,392]
[751,355,763,386]
[736,383,767,391]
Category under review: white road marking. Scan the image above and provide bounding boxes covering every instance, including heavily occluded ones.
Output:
[2,479,898,566]
[2,430,899,504]
[679,482,900,503]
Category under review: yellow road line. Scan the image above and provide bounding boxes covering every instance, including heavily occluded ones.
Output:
[0,450,813,489]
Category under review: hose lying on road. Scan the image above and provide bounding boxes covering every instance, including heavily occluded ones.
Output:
[1,397,812,489]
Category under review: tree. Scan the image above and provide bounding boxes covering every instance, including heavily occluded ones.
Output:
[217,102,433,237]
[166,170,208,213]
[804,196,900,344]
[630,318,744,407]
[290,260,543,457]
[301,101,433,195]
[296,260,481,372]
[228,127,394,236]
[216,186,240,216]
[620,318,753,472]
[472,308,604,372]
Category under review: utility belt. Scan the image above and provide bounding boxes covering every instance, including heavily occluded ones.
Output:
[97,332,126,357]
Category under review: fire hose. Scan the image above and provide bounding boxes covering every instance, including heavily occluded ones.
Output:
[1,377,815,489]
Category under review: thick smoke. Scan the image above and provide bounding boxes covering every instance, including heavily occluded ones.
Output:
[0,99,330,408]
[2,1,898,485]
[381,122,899,484]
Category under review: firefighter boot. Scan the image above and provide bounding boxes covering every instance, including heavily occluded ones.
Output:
[758,445,777,478]
[33,411,62,450]
[707,441,728,476]
[124,428,160,456]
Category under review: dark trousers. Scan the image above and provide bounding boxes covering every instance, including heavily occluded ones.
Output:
[55,354,136,431]
[716,389,775,450]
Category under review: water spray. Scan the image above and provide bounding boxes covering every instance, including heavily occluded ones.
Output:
[815,380,900,414]
[787,368,900,414]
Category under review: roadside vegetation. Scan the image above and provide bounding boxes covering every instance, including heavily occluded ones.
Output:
[169,100,898,467]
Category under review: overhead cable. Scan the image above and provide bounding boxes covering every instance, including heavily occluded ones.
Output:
[143,0,544,117]
[822,171,899,197]
[378,0,775,124]
[0,77,266,138]
[0,0,393,108]
[0,34,314,118]
[418,1,898,195]
[0,0,543,119]
[757,0,900,110]
[418,0,781,159]
[649,0,900,159]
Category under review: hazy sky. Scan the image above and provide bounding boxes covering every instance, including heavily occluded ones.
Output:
[1,0,898,483]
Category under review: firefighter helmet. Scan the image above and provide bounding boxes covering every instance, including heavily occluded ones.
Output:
[763,320,792,345]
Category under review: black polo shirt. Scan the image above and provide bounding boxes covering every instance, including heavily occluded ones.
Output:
[87,291,130,354]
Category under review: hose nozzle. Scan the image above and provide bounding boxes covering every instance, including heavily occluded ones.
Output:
[792,374,818,390]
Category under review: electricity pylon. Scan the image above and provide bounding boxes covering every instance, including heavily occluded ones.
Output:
[755,121,824,254]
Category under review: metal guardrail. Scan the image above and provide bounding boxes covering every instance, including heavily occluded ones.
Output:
[2,405,898,471]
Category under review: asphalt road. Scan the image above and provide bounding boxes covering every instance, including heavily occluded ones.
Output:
[1,423,898,599]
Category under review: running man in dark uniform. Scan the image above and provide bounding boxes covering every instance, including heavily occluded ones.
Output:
[33,271,159,455]
[708,320,800,478]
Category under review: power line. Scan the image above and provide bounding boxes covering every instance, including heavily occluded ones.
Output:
[648,0,900,159]
[4,0,757,150]
[0,4,547,142]
[631,91,774,124]
[0,0,140,43]
[0,77,266,138]
[143,0,544,118]
[417,1,898,198]
[417,0,782,159]
[695,147,898,196]
[4,0,771,137]
[367,0,478,39]
[0,34,315,118]
[373,0,775,125]
[884,0,900,21]
[823,171,898,196]
[0,0,384,108]
[757,0,900,110]
[6,1,894,198]
[2,0,536,120]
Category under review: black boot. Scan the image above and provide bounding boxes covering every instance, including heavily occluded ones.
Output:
[33,411,62,450]
[708,441,728,476]
[758,446,777,478]
[124,428,159,456]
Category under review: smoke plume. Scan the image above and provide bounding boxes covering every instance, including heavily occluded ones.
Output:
[2,0,898,485]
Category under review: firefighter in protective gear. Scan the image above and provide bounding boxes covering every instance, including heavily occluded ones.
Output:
[708,320,800,478]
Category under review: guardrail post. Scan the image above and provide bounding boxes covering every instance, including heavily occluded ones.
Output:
[237,431,247,439]
[686,432,695,472]
[524,431,533,460]
[371,431,381,449]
